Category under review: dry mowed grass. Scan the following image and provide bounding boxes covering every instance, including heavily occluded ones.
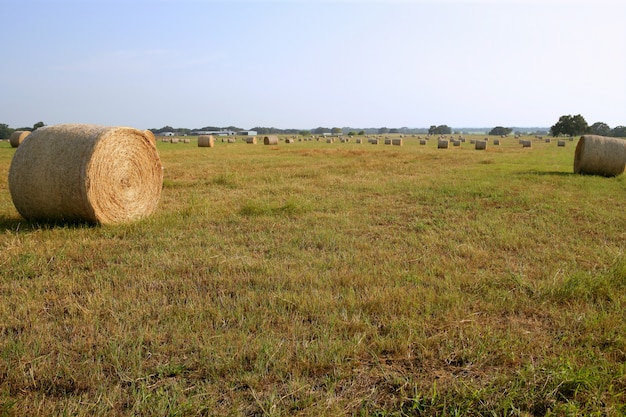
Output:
[0,135,625,416]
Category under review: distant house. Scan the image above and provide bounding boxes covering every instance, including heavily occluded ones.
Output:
[239,131,257,136]
[191,130,237,136]
[158,132,175,137]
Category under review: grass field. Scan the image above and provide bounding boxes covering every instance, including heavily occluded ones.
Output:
[1,134,625,416]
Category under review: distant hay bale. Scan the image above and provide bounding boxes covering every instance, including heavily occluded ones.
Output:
[10,131,30,148]
[475,140,487,150]
[245,137,257,144]
[143,130,156,146]
[326,138,333,143]
[8,124,163,225]
[545,138,551,143]
[557,140,566,147]
[521,140,532,148]
[384,138,392,145]
[263,135,278,145]
[356,138,362,144]
[171,138,179,143]
[198,135,215,147]
[370,139,379,145]
[419,139,427,145]
[438,139,449,149]
[183,138,190,144]
[392,138,403,146]
[452,140,461,147]
[493,139,500,145]
[574,135,626,176]
[285,138,294,144]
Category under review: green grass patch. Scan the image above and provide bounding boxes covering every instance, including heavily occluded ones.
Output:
[0,135,624,416]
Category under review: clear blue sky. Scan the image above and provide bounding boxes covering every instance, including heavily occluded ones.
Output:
[1,0,624,130]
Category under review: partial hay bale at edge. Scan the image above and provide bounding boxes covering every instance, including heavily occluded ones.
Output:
[198,135,215,147]
[10,131,31,148]
[8,124,163,225]
[574,135,626,177]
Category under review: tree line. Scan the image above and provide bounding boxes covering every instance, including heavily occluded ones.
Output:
[2,117,624,140]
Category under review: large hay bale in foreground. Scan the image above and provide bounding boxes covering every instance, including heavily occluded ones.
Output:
[198,135,214,147]
[8,124,163,224]
[10,131,30,148]
[263,135,278,145]
[574,135,626,176]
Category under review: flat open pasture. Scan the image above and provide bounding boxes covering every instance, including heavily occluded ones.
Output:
[1,135,625,416]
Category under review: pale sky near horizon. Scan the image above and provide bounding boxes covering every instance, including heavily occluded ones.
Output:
[1,0,624,130]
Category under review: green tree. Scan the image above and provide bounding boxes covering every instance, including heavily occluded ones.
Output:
[299,130,311,136]
[589,122,611,136]
[489,126,512,136]
[378,127,389,134]
[611,126,626,138]
[357,130,365,136]
[0,123,12,139]
[33,121,45,130]
[428,125,437,135]
[550,114,588,137]
[331,127,342,134]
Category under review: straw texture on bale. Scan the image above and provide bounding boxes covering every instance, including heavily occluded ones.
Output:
[198,135,215,147]
[392,138,403,146]
[143,130,156,146]
[8,124,163,225]
[574,135,626,177]
[475,140,487,150]
[245,137,257,144]
[10,131,30,148]
[263,135,278,145]
[438,139,449,149]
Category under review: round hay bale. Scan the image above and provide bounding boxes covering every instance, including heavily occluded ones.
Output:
[143,130,156,147]
[8,124,163,225]
[370,139,379,145]
[419,139,427,145]
[285,138,295,144]
[521,140,532,148]
[391,138,403,146]
[437,139,449,149]
[384,138,392,145]
[557,140,566,147]
[198,135,214,147]
[452,140,461,147]
[245,137,257,144]
[574,135,626,176]
[263,135,278,145]
[171,138,179,143]
[475,140,487,150]
[10,131,30,148]
[355,138,362,144]
[493,139,500,145]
